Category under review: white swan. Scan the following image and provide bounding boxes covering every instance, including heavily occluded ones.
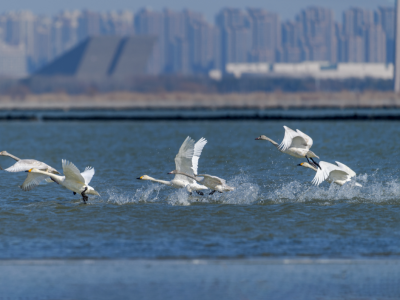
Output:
[256,126,320,168]
[168,170,234,195]
[137,137,208,194]
[298,161,362,187]
[0,150,60,174]
[24,159,100,203]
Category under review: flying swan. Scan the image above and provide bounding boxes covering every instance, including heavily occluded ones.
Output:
[0,150,60,174]
[0,150,61,188]
[256,126,320,168]
[168,170,235,195]
[137,137,208,194]
[24,159,100,203]
[298,161,362,187]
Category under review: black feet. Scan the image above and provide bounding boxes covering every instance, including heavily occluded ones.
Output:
[73,192,76,195]
[310,157,321,169]
[196,191,204,196]
[209,190,216,195]
[81,187,88,204]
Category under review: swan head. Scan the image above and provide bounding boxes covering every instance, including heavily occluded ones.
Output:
[168,170,178,175]
[137,175,151,180]
[306,150,319,159]
[26,168,40,173]
[255,135,268,140]
[0,151,9,156]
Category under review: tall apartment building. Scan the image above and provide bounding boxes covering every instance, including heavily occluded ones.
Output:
[0,6,396,77]
[296,6,336,63]
[375,7,395,63]
[247,8,280,63]
[215,8,252,70]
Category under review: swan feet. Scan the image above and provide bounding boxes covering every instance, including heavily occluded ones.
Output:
[209,190,216,195]
[310,157,321,169]
[306,156,321,169]
[196,191,204,196]
[81,187,88,204]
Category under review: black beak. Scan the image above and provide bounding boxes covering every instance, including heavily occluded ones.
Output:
[136,177,141,180]
[25,170,29,172]
[297,164,302,166]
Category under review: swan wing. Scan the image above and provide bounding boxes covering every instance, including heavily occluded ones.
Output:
[5,159,51,172]
[198,174,226,187]
[81,166,95,185]
[20,173,49,191]
[192,138,207,175]
[62,160,86,183]
[328,170,352,184]
[311,161,343,186]
[296,129,313,149]
[174,137,195,183]
[335,161,356,178]
[279,126,308,151]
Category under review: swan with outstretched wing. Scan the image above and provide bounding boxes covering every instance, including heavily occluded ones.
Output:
[137,136,208,194]
[256,126,320,168]
[298,161,362,187]
[23,160,99,203]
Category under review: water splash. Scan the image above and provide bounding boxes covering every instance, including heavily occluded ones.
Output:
[190,174,261,205]
[264,172,400,204]
[106,183,164,205]
[167,188,191,206]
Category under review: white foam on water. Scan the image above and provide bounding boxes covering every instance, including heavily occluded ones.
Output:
[264,172,400,204]
[106,183,164,205]
[166,188,191,206]
[195,174,261,205]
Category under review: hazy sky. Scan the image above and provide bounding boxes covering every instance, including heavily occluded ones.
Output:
[0,0,395,21]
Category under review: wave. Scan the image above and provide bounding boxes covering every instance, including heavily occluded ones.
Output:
[263,173,400,204]
[102,171,400,206]
[106,183,164,205]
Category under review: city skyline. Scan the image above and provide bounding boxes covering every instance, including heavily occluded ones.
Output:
[0,4,395,78]
[0,0,394,22]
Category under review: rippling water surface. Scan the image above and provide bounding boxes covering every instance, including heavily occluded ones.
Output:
[0,120,399,259]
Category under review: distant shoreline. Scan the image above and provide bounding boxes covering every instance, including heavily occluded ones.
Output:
[1,91,400,110]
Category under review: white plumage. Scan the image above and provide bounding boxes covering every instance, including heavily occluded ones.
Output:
[138,136,208,193]
[299,161,362,187]
[23,160,99,203]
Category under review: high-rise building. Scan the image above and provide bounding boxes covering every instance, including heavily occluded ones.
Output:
[365,24,386,62]
[375,7,395,63]
[135,8,164,74]
[0,41,26,77]
[247,8,280,63]
[296,6,336,63]
[187,18,217,73]
[216,8,251,70]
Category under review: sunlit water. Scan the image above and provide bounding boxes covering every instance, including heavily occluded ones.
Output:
[0,120,399,259]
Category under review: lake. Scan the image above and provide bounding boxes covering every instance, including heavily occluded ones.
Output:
[0,119,399,259]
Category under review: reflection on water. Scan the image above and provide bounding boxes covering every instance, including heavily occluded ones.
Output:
[0,120,399,259]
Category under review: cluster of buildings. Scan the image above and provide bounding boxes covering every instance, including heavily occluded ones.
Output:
[0,6,395,78]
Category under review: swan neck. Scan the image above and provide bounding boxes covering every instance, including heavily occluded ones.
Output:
[266,138,279,148]
[176,171,198,182]
[307,164,318,172]
[33,170,63,183]
[6,153,20,161]
[149,177,171,186]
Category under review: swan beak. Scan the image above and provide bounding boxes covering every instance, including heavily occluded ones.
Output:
[255,137,260,140]
[26,168,33,173]
[136,176,143,180]
[297,163,302,166]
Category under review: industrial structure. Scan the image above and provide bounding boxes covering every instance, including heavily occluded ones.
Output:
[34,36,156,79]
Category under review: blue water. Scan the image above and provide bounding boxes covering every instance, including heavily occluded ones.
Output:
[0,120,399,259]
